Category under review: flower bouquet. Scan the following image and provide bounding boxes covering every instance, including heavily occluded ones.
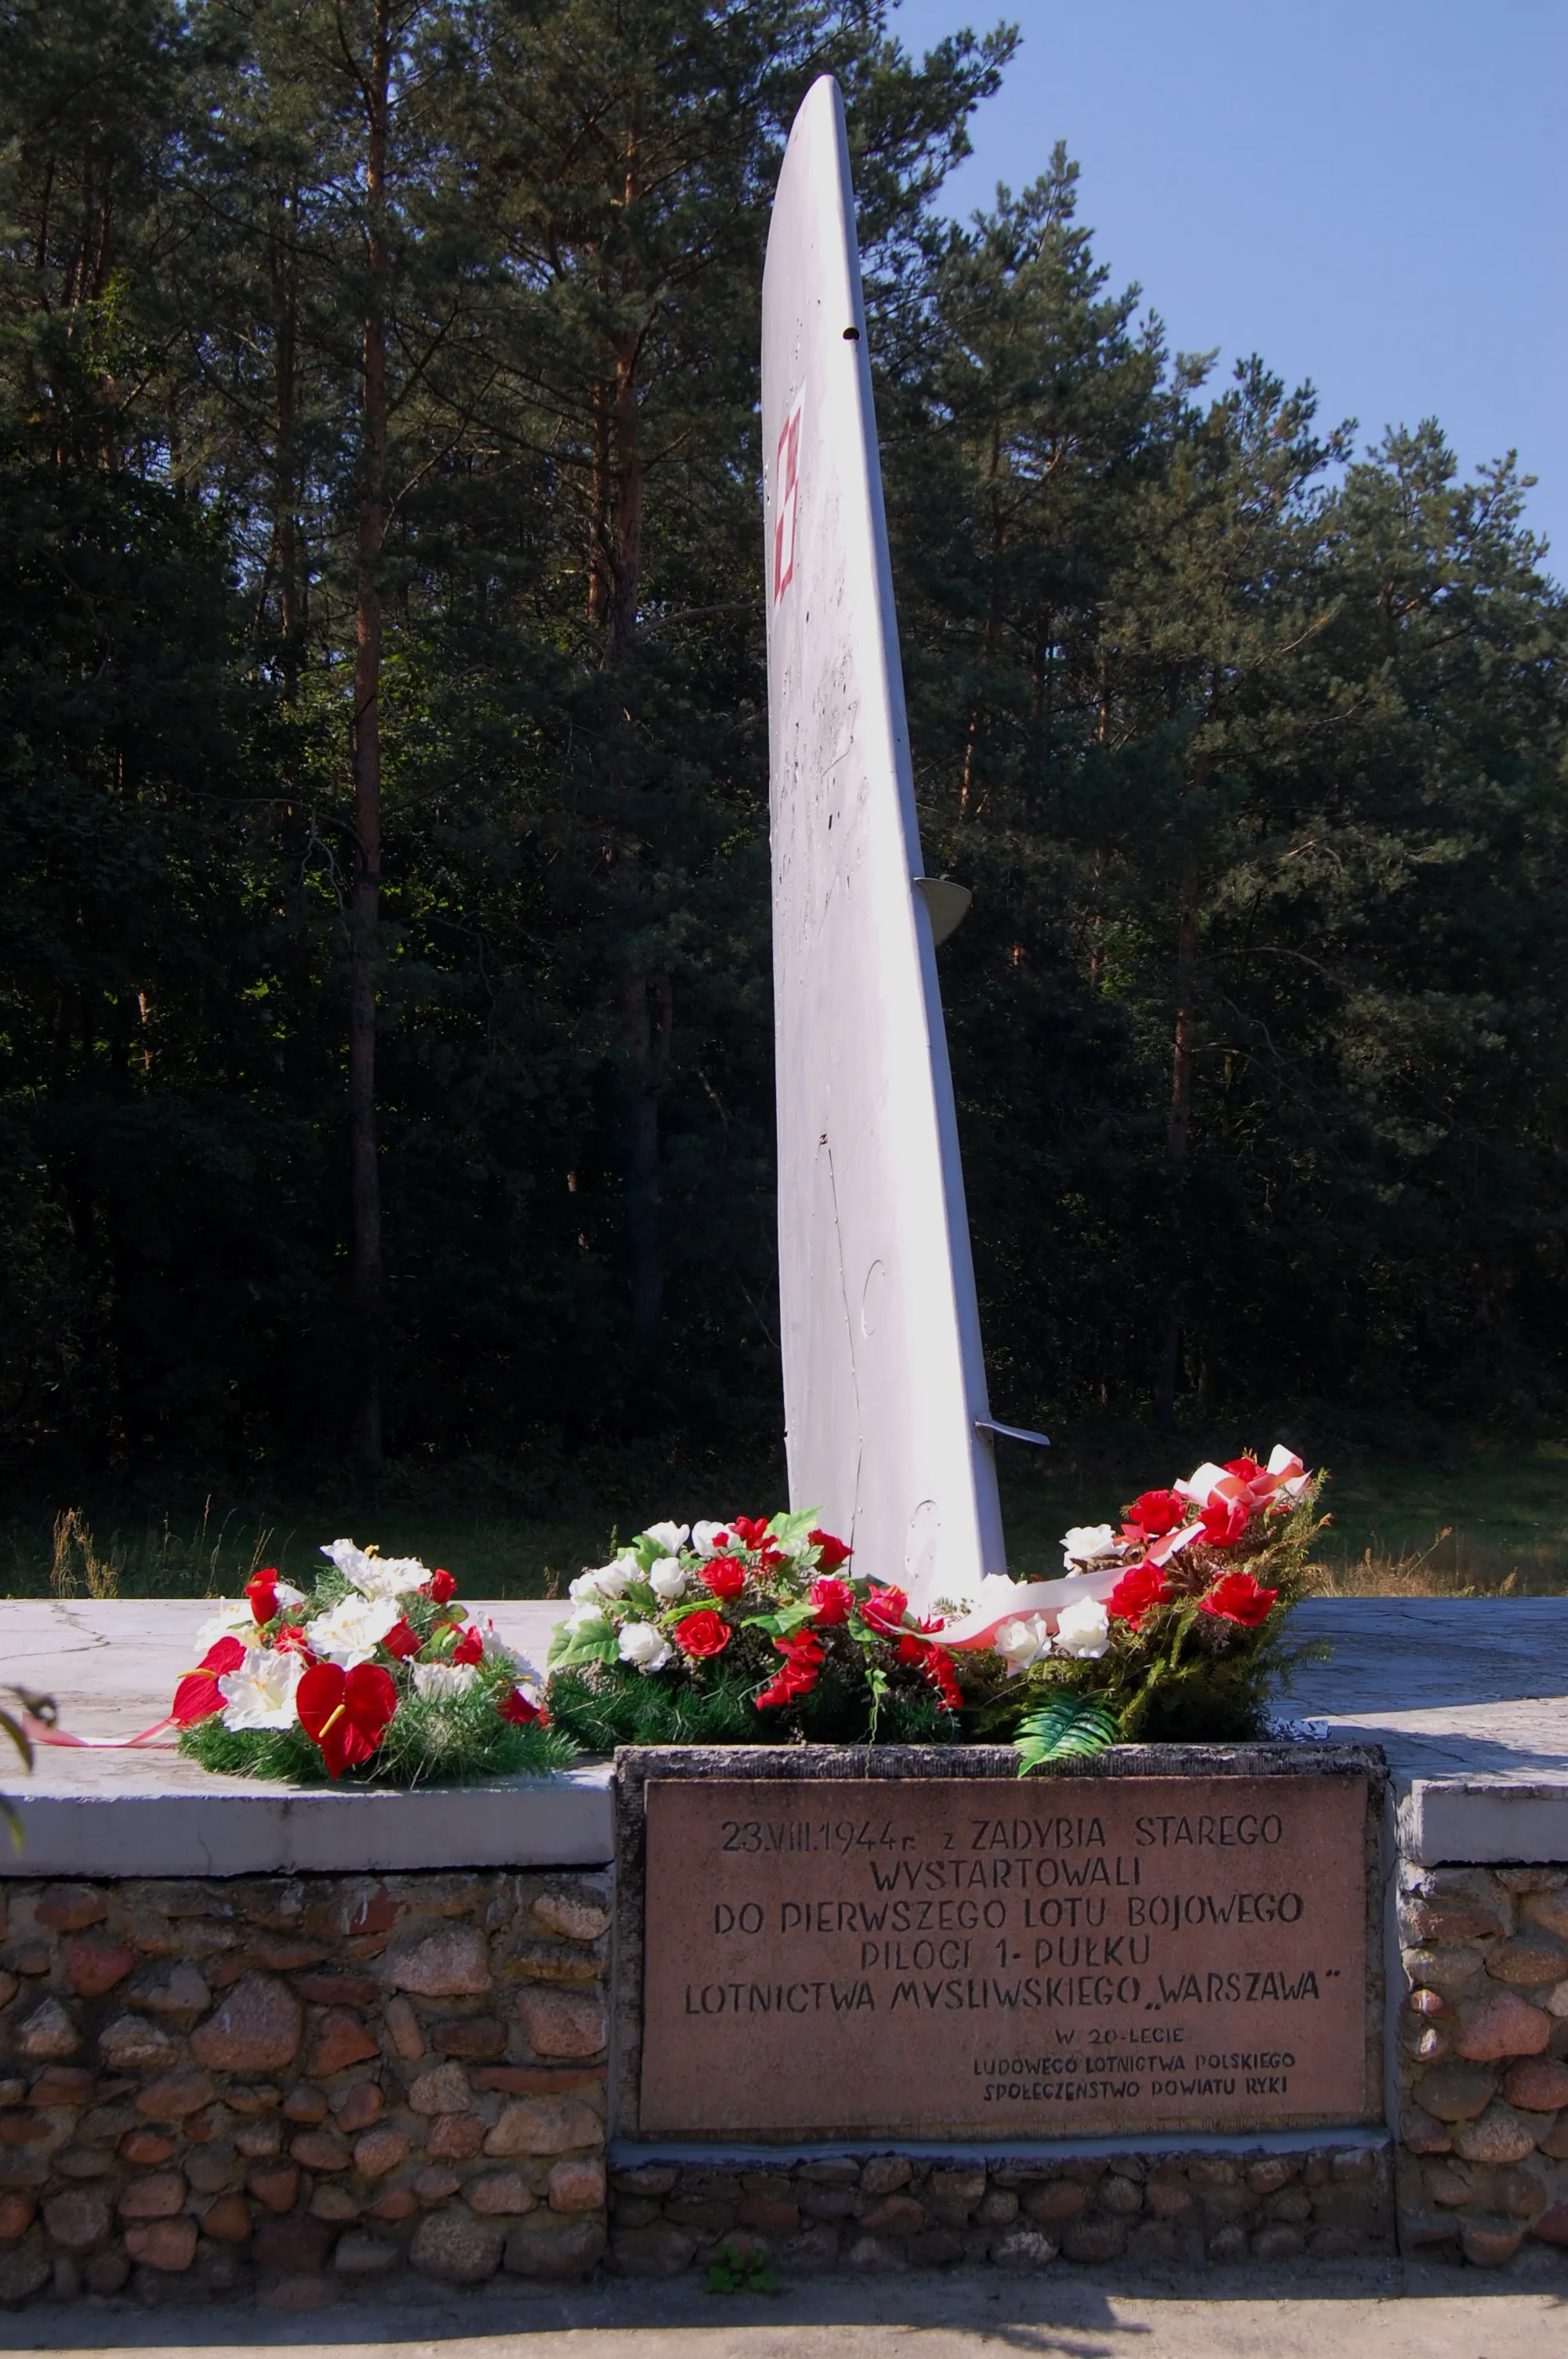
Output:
[961,1448,1327,1765]
[544,1512,970,1750]
[175,1543,577,1786]
[544,1448,1326,1769]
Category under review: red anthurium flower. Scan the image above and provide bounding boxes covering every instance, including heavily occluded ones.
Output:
[809,1576,854,1626]
[756,1631,823,1710]
[450,1623,485,1666]
[701,1555,746,1601]
[423,1568,457,1605]
[1200,1494,1250,1547]
[381,1618,423,1661]
[1199,1571,1277,1627]
[499,1687,548,1727]
[1107,1561,1171,1629]
[245,1568,281,1623]
[296,1662,398,1779]
[1126,1489,1185,1540]
[809,1528,851,1572]
[673,1609,731,1659]
[171,1636,248,1726]
[860,1585,909,1636]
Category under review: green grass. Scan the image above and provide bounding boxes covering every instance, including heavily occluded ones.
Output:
[5,1428,1568,1601]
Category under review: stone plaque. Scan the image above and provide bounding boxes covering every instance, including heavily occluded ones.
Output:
[637,1773,1370,2140]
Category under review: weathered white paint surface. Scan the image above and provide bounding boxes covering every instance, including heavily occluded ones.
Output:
[761,75,1005,1605]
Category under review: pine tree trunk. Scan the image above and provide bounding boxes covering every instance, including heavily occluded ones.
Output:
[349,0,390,1485]
[1156,850,1200,1429]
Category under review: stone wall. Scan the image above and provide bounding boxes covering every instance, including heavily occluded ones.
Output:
[1397,1861,1568,2265]
[609,2143,1393,2277]
[0,1870,610,2307]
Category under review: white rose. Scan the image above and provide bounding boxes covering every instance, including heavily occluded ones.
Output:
[690,1521,732,1559]
[304,1592,402,1668]
[195,1598,256,1652]
[413,1662,477,1700]
[1053,1597,1111,1659]
[583,1560,634,1601]
[618,1622,672,1671]
[217,1648,305,1732]
[641,1522,690,1557]
[1060,1523,1120,1572]
[648,1558,688,1601]
[994,1615,1051,1674]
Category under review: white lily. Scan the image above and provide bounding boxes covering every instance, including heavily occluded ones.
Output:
[1054,1596,1112,1659]
[320,1539,429,1600]
[217,1647,306,1732]
[304,1592,402,1668]
[413,1662,477,1701]
[194,1598,257,1652]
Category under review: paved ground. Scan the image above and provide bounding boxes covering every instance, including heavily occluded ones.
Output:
[0,2263,1564,2358]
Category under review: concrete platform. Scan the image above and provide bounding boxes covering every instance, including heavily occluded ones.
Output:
[0,1598,611,1875]
[1287,1598,1568,1860]
[0,1595,1563,1875]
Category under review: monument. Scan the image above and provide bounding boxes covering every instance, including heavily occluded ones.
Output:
[762,73,1021,1612]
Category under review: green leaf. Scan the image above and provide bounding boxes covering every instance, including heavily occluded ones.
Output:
[743,1600,818,1639]
[766,1508,820,1558]
[546,1618,619,1670]
[1013,1695,1119,1776]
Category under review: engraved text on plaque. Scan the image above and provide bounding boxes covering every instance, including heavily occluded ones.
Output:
[637,1775,1369,2139]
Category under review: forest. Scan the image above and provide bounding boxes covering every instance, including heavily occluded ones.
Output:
[2,0,1566,1523]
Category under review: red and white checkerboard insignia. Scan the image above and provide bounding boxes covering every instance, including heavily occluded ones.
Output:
[773,401,803,602]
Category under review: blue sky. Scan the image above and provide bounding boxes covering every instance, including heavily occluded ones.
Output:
[889,0,1566,572]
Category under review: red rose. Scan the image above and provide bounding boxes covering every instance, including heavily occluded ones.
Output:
[296,1661,398,1779]
[381,1618,423,1661]
[810,1576,854,1626]
[1199,1571,1277,1627]
[1127,1489,1185,1540]
[860,1585,909,1636]
[1200,1494,1250,1547]
[1107,1561,1171,1629]
[673,1608,731,1659]
[809,1528,851,1573]
[731,1517,771,1549]
[170,1636,247,1726]
[450,1623,485,1666]
[1224,1456,1264,1485]
[701,1555,746,1601]
[423,1568,457,1605]
[245,1568,280,1624]
[499,1687,547,1726]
